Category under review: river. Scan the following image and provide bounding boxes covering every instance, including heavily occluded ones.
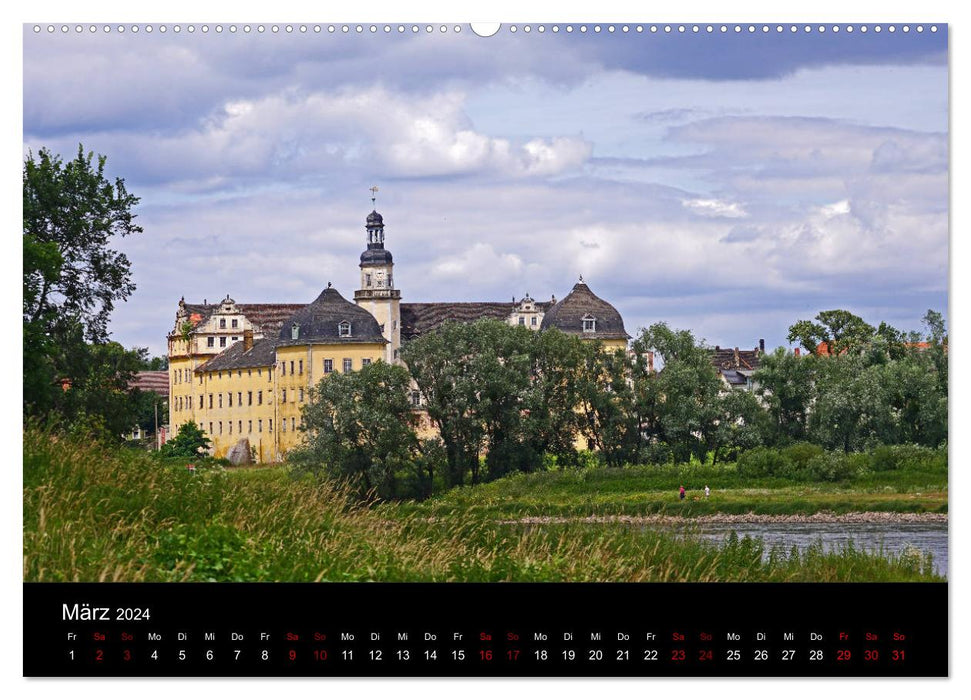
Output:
[685,522,948,576]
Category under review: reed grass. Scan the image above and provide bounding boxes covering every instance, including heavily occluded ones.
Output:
[23,428,942,583]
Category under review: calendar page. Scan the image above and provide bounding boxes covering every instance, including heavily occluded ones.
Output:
[22,18,948,678]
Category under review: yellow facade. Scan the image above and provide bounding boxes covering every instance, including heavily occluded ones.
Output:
[168,340,385,462]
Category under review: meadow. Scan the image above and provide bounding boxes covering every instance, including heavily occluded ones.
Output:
[23,429,943,583]
[390,460,948,519]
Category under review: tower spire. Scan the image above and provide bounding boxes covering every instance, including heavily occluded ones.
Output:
[369,184,379,209]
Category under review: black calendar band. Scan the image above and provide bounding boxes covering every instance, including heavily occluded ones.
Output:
[24,582,947,677]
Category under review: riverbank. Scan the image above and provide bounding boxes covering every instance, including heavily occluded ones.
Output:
[500,511,948,525]
[392,461,948,520]
[22,430,944,582]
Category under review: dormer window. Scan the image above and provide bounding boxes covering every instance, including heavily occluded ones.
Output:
[291,323,300,340]
[339,320,352,337]
[582,315,597,333]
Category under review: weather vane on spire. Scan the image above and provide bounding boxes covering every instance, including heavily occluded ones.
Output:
[369,184,379,208]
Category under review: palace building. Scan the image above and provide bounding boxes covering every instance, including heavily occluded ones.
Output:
[167,203,629,462]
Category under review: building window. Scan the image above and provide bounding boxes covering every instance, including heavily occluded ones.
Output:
[207,337,215,348]
[291,417,295,432]
[219,319,226,329]
[582,315,597,333]
[290,360,295,375]
[269,419,273,432]
[258,391,263,405]
[208,394,213,409]
[282,419,287,432]
[238,420,242,433]
[299,388,304,402]
[237,392,242,405]
[291,323,300,340]
[411,391,421,408]
[258,419,263,433]
[519,316,525,326]
[258,369,262,377]
[248,420,252,433]
[365,273,372,287]
[232,336,238,342]
[362,358,371,367]
[298,360,303,375]
[394,349,400,360]
[339,321,351,337]
[200,394,204,407]
[248,392,253,406]
[228,393,233,407]
[188,396,192,410]
[231,318,238,329]
[218,394,223,408]
[343,358,353,373]
[324,359,333,374]
[531,317,537,327]
[282,361,286,376]
[209,422,213,435]
[219,421,223,435]
[282,389,287,404]
[220,337,227,347]
[228,422,232,435]
[199,374,203,384]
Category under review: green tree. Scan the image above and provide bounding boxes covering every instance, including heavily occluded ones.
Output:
[401,321,488,486]
[710,388,767,464]
[631,323,723,463]
[161,421,212,458]
[292,361,419,499]
[787,309,875,356]
[574,342,639,467]
[23,145,142,430]
[523,329,590,466]
[753,347,817,444]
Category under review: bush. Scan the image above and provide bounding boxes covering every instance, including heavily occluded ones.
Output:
[637,442,672,467]
[736,447,793,478]
[804,452,857,482]
[782,442,825,469]
[870,444,946,472]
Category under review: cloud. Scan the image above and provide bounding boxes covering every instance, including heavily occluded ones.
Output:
[682,198,748,218]
[25,87,592,188]
[22,31,947,359]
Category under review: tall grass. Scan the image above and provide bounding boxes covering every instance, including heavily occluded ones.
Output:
[23,428,941,583]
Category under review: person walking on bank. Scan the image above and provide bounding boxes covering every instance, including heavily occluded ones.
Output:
[679,485,686,501]
[704,485,710,499]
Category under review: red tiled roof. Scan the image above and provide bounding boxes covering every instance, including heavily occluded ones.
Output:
[130,371,169,397]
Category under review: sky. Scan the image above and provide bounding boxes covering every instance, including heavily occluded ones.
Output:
[22,23,949,357]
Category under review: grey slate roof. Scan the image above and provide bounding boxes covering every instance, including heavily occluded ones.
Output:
[360,248,393,265]
[539,282,630,340]
[197,337,279,372]
[278,287,387,345]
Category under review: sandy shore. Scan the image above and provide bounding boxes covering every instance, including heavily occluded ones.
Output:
[500,511,947,525]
